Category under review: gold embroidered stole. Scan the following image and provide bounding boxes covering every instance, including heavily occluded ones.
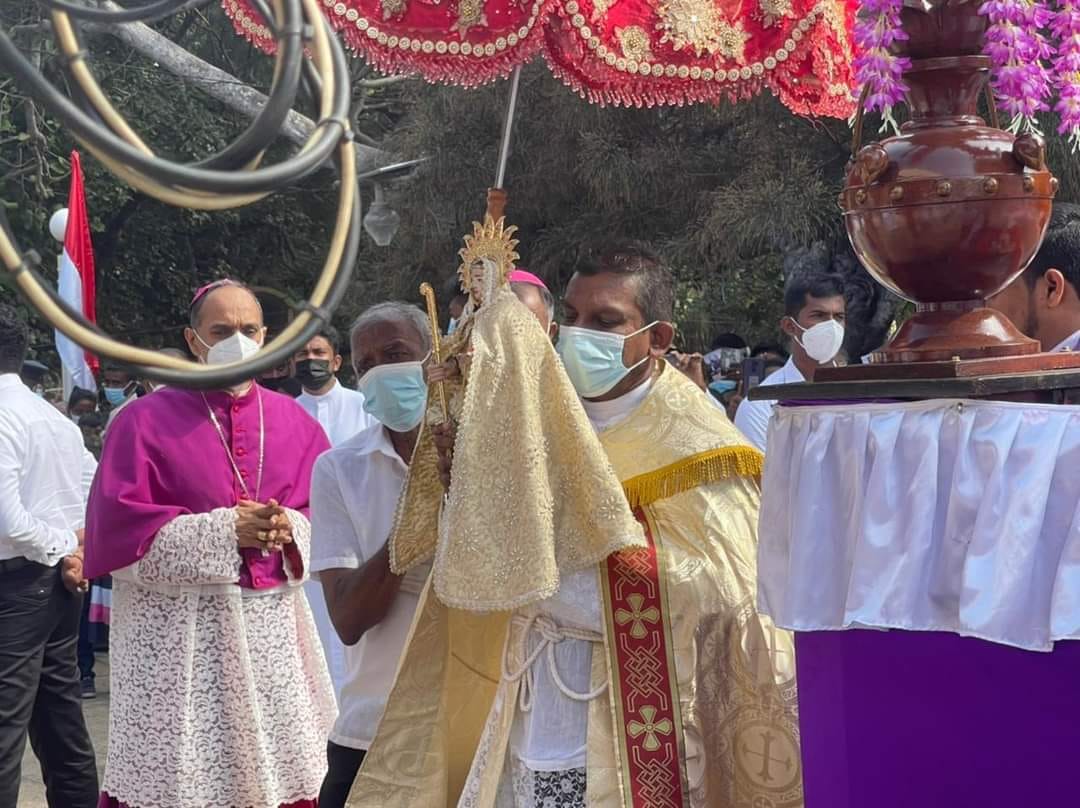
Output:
[596,366,800,808]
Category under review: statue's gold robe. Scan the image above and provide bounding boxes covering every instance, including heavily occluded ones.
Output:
[349,332,801,808]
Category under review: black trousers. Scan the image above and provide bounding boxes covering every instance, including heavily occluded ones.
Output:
[0,560,99,808]
[76,588,95,681]
[318,741,366,808]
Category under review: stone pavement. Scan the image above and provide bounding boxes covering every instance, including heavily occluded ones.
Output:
[17,653,109,808]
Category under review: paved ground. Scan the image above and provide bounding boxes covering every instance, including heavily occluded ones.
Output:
[18,653,110,807]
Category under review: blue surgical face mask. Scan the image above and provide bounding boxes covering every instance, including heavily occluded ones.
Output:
[103,386,127,406]
[557,322,658,399]
[357,359,428,433]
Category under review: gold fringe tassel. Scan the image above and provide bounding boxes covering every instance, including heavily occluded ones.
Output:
[621,445,763,509]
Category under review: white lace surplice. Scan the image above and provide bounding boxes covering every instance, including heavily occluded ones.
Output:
[104,507,337,808]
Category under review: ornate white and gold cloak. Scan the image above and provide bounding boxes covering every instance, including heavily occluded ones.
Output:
[349,303,801,807]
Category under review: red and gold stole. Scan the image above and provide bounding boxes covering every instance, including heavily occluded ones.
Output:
[602,508,689,807]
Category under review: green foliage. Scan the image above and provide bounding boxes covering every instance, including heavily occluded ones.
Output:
[363,69,854,350]
[0,1,399,371]
[5,1,1080,371]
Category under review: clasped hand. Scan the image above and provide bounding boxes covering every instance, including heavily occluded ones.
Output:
[61,528,87,594]
[236,499,292,553]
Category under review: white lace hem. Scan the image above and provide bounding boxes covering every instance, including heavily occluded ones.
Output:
[103,511,336,808]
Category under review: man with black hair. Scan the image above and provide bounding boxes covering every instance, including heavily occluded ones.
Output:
[734,272,846,451]
[105,348,189,431]
[68,387,98,422]
[356,243,801,808]
[295,326,377,448]
[989,203,1080,353]
[751,342,788,363]
[100,364,135,412]
[0,301,99,808]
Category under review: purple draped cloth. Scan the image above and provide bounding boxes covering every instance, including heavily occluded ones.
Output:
[85,384,330,585]
[796,628,1080,807]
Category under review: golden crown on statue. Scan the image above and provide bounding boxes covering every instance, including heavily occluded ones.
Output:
[458,214,519,295]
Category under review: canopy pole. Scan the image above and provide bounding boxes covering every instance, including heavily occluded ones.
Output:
[495,66,522,188]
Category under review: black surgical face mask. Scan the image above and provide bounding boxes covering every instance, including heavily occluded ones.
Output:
[294,358,334,391]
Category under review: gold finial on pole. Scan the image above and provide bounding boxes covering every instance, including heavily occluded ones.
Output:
[419,282,449,423]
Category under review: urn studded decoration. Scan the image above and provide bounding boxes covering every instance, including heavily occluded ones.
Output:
[841,0,1057,365]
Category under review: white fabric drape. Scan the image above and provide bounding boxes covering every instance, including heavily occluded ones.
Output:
[757,398,1080,652]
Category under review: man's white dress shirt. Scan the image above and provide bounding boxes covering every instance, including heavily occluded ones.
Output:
[733,358,805,452]
[298,377,378,699]
[0,374,97,566]
[297,378,377,447]
[309,423,430,750]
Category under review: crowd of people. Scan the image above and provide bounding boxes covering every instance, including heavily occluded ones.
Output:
[2,212,1080,808]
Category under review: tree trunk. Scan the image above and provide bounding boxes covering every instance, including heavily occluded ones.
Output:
[90,4,387,173]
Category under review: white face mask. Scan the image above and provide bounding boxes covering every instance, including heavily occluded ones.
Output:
[194,330,263,365]
[792,318,845,364]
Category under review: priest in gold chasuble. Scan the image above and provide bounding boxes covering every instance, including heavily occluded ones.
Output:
[348,241,802,808]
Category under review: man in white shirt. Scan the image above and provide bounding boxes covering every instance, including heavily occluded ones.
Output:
[295,325,378,698]
[295,325,377,446]
[734,272,846,451]
[989,204,1080,355]
[361,245,797,807]
[0,302,99,808]
[310,302,432,808]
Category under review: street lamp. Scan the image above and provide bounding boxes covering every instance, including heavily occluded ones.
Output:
[49,208,69,242]
[363,183,400,247]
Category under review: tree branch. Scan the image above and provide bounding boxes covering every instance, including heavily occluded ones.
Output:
[24,4,391,174]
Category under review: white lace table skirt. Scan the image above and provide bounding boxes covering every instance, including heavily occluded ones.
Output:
[757,398,1080,651]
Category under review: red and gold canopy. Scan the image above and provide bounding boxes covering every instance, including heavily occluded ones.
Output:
[223,0,856,116]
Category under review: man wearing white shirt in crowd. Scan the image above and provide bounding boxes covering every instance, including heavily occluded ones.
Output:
[990,204,1080,355]
[309,302,432,808]
[0,302,99,808]
[295,325,378,699]
[734,272,846,451]
[295,325,377,445]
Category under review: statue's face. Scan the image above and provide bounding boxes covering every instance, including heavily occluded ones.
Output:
[469,259,486,302]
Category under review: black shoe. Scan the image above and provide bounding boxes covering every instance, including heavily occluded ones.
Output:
[80,677,96,700]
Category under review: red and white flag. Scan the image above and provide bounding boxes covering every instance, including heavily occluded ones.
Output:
[55,150,99,398]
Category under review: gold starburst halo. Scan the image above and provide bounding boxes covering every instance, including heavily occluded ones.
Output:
[458,214,520,302]
[655,0,750,61]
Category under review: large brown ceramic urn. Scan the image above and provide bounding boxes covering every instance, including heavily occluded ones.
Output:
[841,0,1057,363]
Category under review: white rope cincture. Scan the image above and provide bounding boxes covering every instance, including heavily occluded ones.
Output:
[502,613,608,714]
